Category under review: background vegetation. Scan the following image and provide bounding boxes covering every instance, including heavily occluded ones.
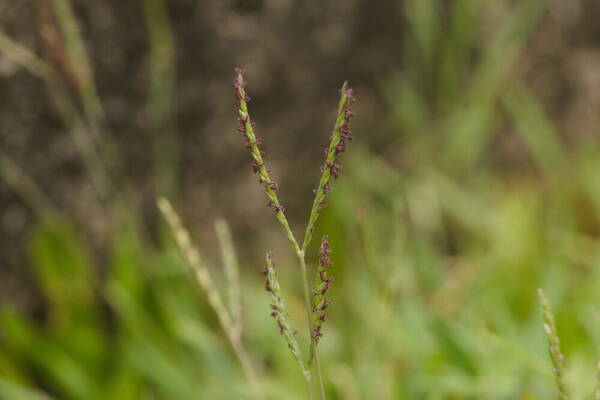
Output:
[1,0,600,399]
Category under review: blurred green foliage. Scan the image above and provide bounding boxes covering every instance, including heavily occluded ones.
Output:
[3,0,600,399]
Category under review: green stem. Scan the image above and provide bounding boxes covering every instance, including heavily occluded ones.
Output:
[312,347,326,400]
[298,252,325,399]
[230,335,266,400]
[305,372,313,400]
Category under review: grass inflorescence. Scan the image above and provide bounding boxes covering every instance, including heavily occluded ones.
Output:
[232,68,355,400]
[537,290,600,400]
[538,288,568,400]
[263,251,306,374]
[155,69,355,400]
[308,236,333,365]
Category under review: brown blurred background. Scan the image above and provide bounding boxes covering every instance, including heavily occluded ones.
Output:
[1,0,599,306]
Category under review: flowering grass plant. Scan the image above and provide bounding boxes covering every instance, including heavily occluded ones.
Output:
[159,69,355,400]
[232,68,354,400]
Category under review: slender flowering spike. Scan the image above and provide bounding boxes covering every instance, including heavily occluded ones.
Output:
[233,71,354,399]
[538,289,569,400]
[263,251,307,374]
[302,82,355,251]
[232,68,300,252]
[308,236,334,366]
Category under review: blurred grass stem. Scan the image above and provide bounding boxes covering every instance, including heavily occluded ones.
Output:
[0,152,57,219]
[538,288,569,400]
[0,30,113,203]
[215,218,243,336]
[50,0,122,173]
[157,198,265,400]
[142,0,178,199]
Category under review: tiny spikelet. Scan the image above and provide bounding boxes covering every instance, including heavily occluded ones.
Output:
[233,68,300,253]
[263,251,306,372]
[308,235,334,365]
[538,288,569,400]
[302,82,355,251]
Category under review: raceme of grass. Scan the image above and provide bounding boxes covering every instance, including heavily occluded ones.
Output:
[232,68,355,400]
[538,288,569,400]
[538,289,600,400]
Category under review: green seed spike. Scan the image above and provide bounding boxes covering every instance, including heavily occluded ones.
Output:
[538,288,569,400]
[263,251,307,374]
[302,82,355,251]
[308,235,334,367]
[233,68,301,253]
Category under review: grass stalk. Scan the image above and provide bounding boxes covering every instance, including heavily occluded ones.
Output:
[142,0,178,199]
[50,0,121,171]
[299,251,326,400]
[157,198,265,400]
[297,253,319,395]
[215,218,243,336]
[538,288,569,400]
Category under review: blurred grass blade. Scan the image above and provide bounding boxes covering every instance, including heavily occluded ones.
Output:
[49,0,120,167]
[444,0,550,170]
[438,0,482,107]
[0,377,54,400]
[0,309,98,399]
[157,198,233,332]
[0,29,112,201]
[0,30,53,77]
[142,0,178,199]
[125,340,198,399]
[157,197,265,400]
[29,221,100,332]
[215,218,243,336]
[503,83,567,176]
[108,225,147,299]
[404,0,438,74]
[0,151,56,218]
